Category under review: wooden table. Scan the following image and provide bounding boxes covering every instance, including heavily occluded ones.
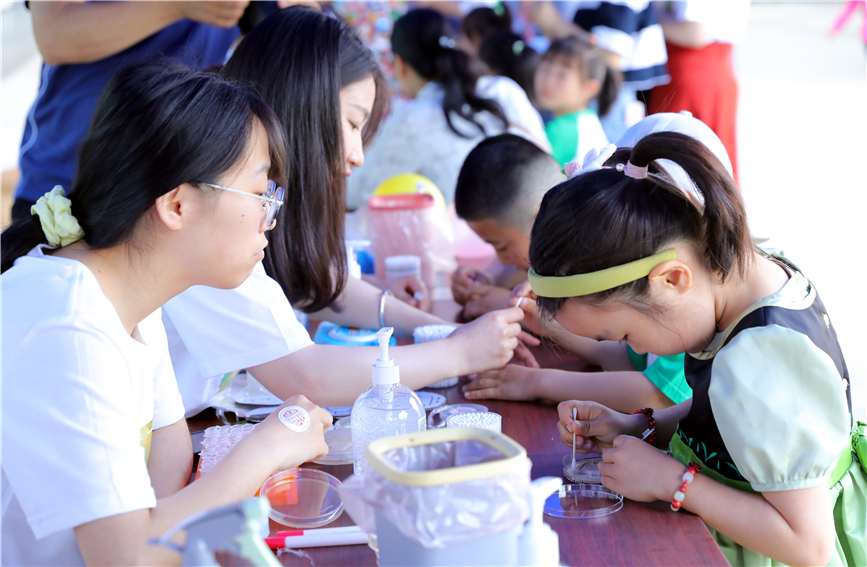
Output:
[190,380,728,566]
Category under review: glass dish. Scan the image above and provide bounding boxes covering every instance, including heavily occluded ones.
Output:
[313,427,353,465]
[427,403,488,428]
[446,411,502,432]
[259,468,344,528]
[562,455,604,484]
[543,483,623,519]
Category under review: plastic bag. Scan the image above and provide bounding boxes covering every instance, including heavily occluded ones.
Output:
[339,438,530,549]
[367,194,456,293]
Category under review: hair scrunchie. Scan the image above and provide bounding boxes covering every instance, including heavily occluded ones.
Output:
[30,186,85,247]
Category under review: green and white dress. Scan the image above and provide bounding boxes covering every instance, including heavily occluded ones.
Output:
[627,349,692,405]
[672,265,866,566]
[544,109,608,167]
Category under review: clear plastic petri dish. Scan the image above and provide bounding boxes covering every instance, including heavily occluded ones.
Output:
[313,427,353,465]
[563,455,604,484]
[543,483,623,519]
[259,468,344,528]
[427,403,488,428]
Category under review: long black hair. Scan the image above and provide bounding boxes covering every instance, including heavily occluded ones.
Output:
[530,132,751,317]
[1,60,286,274]
[543,36,621,118]
[479,30,541,106]
[223,6,389,313]
[392,8,508,138]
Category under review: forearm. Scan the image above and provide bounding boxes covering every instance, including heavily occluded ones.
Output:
[679,476,834,566]
[31,2,182,65]
[146,419,193,498]
[311,277,446,337]
[532,369,673,413]
[546,329,633,371]
[76,432,287,566]
[660,21,710,49]
[248,342,466,406]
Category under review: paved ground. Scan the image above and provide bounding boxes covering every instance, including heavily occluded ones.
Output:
[736,2,866,419]
[2,1,865,418]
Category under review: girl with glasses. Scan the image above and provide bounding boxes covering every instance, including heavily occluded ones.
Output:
[1,62,332,566]
[164,6,541,418]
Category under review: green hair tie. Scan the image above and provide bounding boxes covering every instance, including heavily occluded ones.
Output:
[528,249,678,298]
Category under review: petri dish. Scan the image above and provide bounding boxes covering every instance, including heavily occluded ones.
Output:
[543,483,623,519]
[313,428,353,465]
[563,455,604,484]
[427,403,488,428]
[333,416,351,430]
[259,469,344,528]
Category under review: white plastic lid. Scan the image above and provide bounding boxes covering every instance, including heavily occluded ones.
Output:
[385,255,421,277]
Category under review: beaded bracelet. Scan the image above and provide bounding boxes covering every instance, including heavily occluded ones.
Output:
[671,462,702,511]
[633,407,656,445]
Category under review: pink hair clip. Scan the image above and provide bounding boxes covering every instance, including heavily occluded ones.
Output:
[562,144,617,180]
[616,161,648,180]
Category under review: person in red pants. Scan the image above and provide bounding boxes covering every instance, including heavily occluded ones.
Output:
[649,1,750,184]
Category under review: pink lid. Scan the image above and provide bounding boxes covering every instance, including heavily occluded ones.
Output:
[368,193,435,211]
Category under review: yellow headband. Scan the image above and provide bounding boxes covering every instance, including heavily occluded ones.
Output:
[528,249,678,298]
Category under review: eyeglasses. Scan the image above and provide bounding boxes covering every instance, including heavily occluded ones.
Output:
[198,180,285,228]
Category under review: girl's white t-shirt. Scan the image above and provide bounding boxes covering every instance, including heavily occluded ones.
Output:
[162,261,314,417]
[1,246,185,567]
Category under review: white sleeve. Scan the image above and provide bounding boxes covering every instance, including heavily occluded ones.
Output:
[1,324,156,539]
[485,77,551,153]
[140,310,185,430]
[162,262,313,379]
[709,325,851,492]
[345,101,423,210]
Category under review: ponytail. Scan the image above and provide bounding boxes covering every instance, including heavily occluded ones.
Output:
[529,131,751,316]
[596,66,622,118]
[392,8,508,138]
[1,215,47,273]
[479,30,541,106]
[628,132,751,278]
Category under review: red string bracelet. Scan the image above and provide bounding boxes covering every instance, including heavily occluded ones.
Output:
[671,462,702,511]
[633,407,656,445]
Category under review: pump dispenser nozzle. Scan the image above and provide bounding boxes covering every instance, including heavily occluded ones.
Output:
[371,327,399,385]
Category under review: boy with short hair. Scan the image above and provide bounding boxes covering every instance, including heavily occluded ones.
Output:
[453,133,690,412]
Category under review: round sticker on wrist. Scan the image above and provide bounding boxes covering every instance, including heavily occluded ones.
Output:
[278,406,310,432]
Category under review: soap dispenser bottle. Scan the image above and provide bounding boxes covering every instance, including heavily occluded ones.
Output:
[350,327,426,475]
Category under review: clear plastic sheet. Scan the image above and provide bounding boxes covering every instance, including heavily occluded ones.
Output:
[339,439,530,549]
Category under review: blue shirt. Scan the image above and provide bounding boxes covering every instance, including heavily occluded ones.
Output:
[14,20,238,203]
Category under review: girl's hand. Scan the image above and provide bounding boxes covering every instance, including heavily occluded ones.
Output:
[462,365,539,401]
[598,436,685,502]
[509,285,554,338]
[557,400,635,453]
[389,274,431,312]
[449,307,541,372]
[256,395,332,470]
[462,285,513,321]
[452,266,492,305]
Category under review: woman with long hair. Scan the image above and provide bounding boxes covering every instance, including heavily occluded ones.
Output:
[163,7,539,417]
[1,61,331,566]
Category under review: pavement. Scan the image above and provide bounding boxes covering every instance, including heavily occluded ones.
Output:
[736,2,866,420]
